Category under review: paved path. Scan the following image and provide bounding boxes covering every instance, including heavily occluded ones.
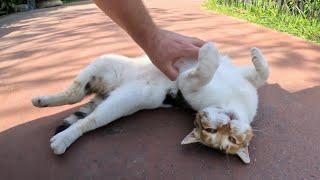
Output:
[0,1,319,179]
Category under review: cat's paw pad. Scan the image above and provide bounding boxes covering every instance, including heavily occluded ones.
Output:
[200,107,232,125]
[50,131,74,155]
[250,47,261,55]
[32,96,48,107]
[250,47,268,72]
[250,47,264,62]
[216,112,231,124]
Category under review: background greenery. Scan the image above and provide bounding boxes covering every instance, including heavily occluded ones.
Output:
[205,0,320,44]
[0,0,71,15]
[1,0,16,14]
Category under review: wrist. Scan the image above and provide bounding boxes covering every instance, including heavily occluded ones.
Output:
[138,25,161,55]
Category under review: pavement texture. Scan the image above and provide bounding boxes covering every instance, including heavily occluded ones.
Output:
[0,0,320,179]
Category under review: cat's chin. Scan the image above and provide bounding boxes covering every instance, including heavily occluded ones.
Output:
[202,142,251,164]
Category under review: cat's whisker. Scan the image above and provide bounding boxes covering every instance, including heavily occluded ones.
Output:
[252,129,265,132]
[252,127,267,131]
[252,128,271,136]
[226,153,230,163]
[225,153,233,176]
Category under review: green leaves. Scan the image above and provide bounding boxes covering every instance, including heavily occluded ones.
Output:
[204,0,320,44]
[0,0,15,15]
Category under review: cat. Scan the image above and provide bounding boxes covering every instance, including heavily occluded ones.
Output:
[32,43,269,164]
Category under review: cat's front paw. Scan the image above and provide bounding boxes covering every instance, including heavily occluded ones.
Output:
[32,96,48,107]
[50,130,76,155]
[198,43,220,66]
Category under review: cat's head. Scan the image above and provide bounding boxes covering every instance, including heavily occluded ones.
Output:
[181,107,253,164]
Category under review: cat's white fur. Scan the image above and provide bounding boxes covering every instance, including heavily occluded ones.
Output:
[32,43,269,163]
[177,44,268,163]
[179,44,259,131]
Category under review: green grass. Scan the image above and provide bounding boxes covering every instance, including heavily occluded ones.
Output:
[204,0,320,44]
[62,0,85,4]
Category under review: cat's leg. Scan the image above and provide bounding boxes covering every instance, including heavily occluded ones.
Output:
[50,83,165,154]
[32,61,115,108]
[31,69,96,108]
[55,95,105,134]
[178,43,220,92]
[32,80,87,107]
[239,48,269,88]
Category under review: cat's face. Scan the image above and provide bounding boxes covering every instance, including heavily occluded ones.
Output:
[181,107,253,164]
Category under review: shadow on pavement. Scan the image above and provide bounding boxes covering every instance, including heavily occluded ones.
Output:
[0,84,319,179]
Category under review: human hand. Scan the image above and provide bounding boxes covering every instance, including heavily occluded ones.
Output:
[144,29,205,80]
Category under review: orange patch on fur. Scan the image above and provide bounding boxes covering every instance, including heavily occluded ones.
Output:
[194,111,254,154]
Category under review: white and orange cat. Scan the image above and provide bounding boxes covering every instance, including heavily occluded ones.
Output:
[32,43,269,163]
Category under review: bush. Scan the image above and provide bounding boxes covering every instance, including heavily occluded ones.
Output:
[1,0,15,14]
[210,0,320,20]
[0,0,28,15]
[205,0,320,43]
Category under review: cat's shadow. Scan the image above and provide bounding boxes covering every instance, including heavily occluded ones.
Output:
[0,83,319,179]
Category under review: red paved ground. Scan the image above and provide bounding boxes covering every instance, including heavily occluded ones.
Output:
[0,1,319,179]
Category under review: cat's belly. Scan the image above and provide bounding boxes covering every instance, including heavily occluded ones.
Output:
[184,72,258,117]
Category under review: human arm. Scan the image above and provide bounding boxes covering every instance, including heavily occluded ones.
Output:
[93,0,205,80]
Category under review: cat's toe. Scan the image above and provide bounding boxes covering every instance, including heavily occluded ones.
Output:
[50,141,66,155]
[32,96,48,107]
[250,47,263,60]
[50,133,70,155]
[250,47,261,54]
[216,113,231,124]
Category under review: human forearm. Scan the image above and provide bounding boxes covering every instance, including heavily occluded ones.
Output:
[93,0,158,51]
[93,0,205,80]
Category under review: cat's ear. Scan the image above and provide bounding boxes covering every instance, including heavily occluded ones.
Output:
[181,129,200,145]
[236,147,250,164]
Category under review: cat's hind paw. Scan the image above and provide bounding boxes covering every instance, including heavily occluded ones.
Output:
[250,47,262,57]
[32,96,48,107]
[250,47,269,79]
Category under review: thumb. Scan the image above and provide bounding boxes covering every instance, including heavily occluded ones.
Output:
[164,64,179,81]
[191,37,206,48]
[183,46,200,59]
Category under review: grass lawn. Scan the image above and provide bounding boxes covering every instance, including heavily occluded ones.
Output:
[62,0,86,4]
[204,0,320,44]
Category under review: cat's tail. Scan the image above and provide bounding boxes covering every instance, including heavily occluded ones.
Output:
[244,48,269,88]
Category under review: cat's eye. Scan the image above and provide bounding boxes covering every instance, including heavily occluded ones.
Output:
[228,136,237,144]
[205,128,217,133]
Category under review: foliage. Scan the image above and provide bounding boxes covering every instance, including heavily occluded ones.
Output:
[209,0,320,19]
[0,0,27,15]
[0,0,16,14]
[62,0,82,3]
[204,0,320,44]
